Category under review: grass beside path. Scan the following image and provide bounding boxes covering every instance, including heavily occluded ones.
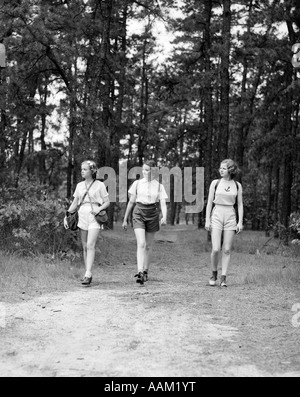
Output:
[0,224,299,303]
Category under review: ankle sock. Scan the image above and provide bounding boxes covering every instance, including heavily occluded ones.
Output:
[212,271,218,280]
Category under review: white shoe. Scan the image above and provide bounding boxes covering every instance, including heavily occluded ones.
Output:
[209,277,217,286]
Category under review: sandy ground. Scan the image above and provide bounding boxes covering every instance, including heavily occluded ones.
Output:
[0,225,300,377]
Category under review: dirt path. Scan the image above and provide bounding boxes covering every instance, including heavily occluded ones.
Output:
[1,226,300,377]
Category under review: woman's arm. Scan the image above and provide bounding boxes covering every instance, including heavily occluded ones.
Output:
[66,197,79,214]
[236,183,244,233]
[65,182,81,216]
[205,181,216,230]
[122,196,136,230]
[160,199,167,224]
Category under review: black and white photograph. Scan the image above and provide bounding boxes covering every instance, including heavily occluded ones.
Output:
[0,0,300,379]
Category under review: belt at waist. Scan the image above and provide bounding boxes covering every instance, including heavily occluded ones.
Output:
[81,202,101,207]
[213,204,235,208]
[136,202,158,209]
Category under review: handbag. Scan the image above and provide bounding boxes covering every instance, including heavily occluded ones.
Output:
[66,211,79,231]
[95,210,108,225]
[66,180,95,231]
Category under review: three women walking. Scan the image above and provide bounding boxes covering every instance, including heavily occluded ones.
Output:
[64,158,243,289]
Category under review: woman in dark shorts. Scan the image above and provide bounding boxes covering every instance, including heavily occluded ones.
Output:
[122,160,168,285]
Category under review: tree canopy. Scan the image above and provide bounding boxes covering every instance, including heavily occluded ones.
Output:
[0,0,300,236]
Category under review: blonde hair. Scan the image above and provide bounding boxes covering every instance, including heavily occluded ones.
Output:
[220,159,240,179]
[82,160,98,179]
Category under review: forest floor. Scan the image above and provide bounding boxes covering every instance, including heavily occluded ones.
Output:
[0,225,300,378]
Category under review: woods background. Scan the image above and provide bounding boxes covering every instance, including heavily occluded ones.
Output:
[0,0,300,256]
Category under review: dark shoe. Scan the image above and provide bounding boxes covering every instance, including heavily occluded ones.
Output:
[143,270,148,282]
[82,276,92,286]
[209,270,218,286]
[134,272,144,285]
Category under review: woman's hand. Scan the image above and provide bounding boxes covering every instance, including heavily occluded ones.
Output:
[93,206,105,216]
[205,221,211,232]
[236,223,243,234]
[160,217,167,226]
[122,220,128,231]
[63,216,69,230]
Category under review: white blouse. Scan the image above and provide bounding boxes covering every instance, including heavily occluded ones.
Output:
[128,178,168,204]
[73,180,109,206]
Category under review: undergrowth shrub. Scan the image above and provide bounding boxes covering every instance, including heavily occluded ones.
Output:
[289,212,300,245]
[0,182,80,259]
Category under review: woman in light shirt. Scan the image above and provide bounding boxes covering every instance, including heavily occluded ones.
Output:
[122,160,168,285]
[64,160,110,286]
[205,159,243,288]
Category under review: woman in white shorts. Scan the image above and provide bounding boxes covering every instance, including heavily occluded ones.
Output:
[64,160,110,286]
[205,159,244,287]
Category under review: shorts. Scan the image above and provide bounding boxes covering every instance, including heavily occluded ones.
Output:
[132,203,160,233]
[211,205,237,231]
[78,205,101,231]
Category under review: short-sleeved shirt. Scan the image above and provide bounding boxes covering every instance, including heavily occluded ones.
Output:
[213,179,238,206]
[73,180,109,205]
[128,178,168,205]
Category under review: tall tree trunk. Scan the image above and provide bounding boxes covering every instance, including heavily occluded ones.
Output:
[0,67,7,176]
[235,0,253,167]
[280,4,297,243]
[136,35,149,165]
[203,0,214,187]
[27,126,34,178]
[15,127,28,187]
[218,0,231,160]
[67,90,76,198]
[109,3,128,229]
[98,0,115,228]
[273,165,280,238]
[281,154,293,229]
[202,0,214,239]
[38,81,48,184]
[97,0,113,169]
[265,166,273,236]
